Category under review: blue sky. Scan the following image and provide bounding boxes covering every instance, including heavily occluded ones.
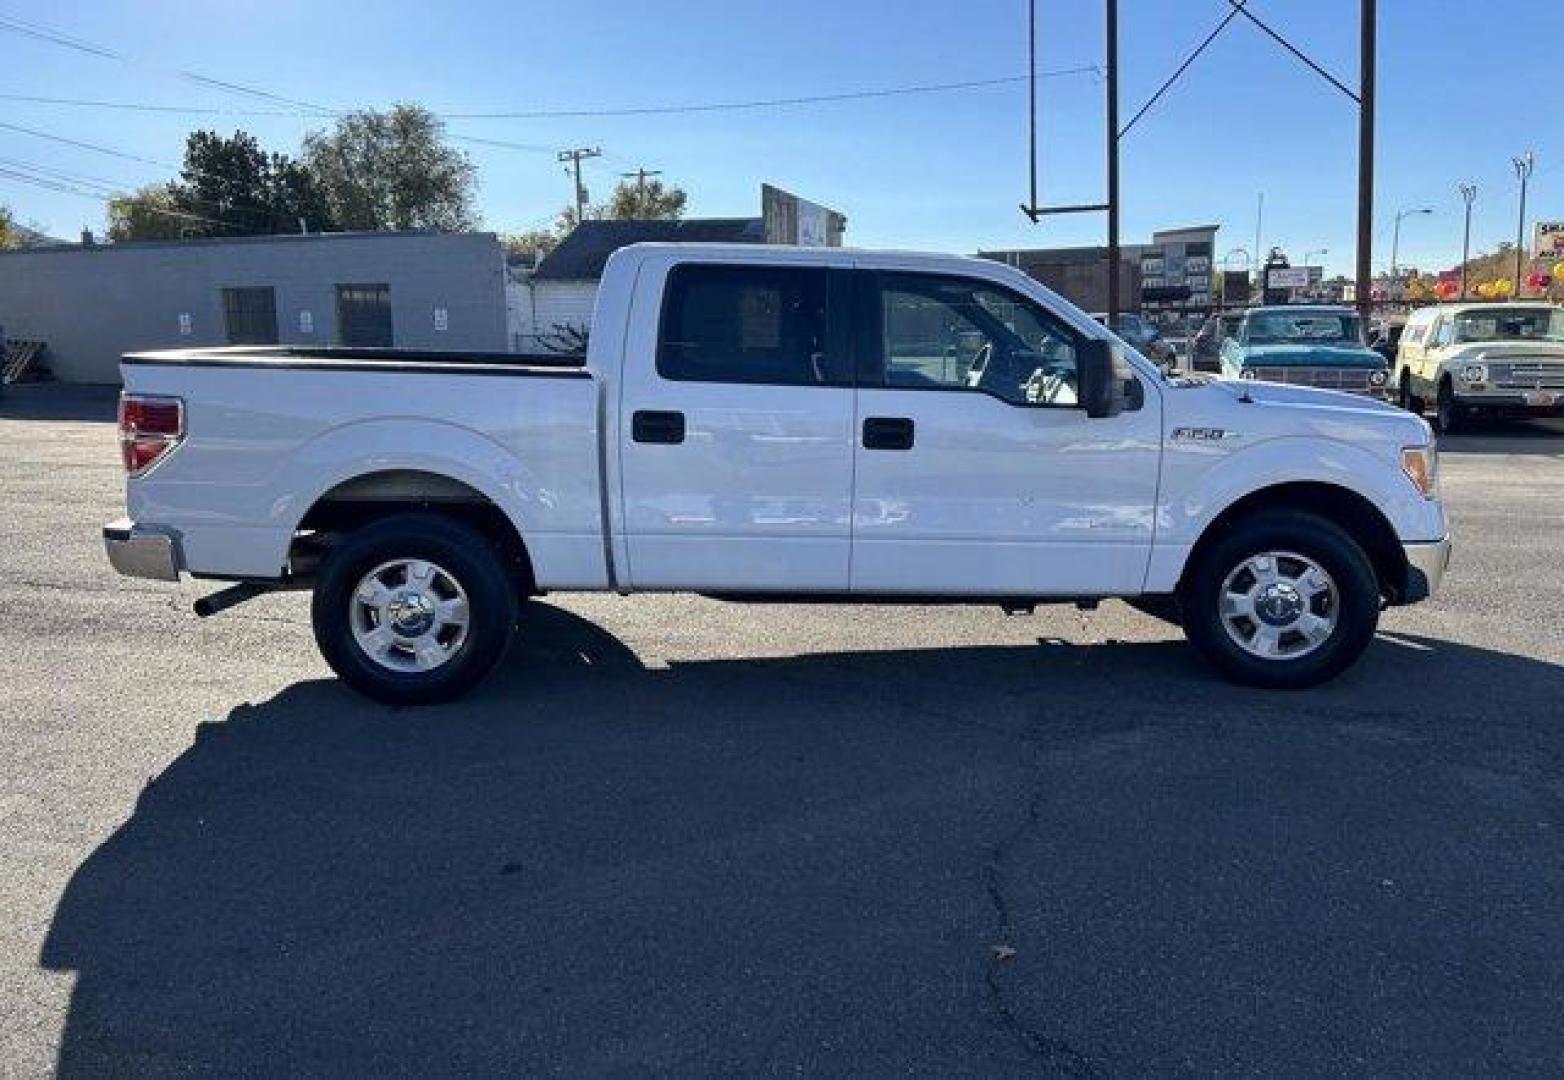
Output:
[0,1,1556,277]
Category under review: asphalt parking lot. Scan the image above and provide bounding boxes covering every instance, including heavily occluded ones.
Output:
[2,384,1562,1077]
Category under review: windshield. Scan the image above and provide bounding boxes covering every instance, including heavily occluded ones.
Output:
[1452,307,1564,343]
[1113,313,1158,345]
[1245,311,1363,346]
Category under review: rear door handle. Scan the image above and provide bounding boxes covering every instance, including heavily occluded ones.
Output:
[632,410,685,444]
[862,416,914,451]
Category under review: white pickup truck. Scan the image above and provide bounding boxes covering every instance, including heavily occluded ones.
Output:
[106,244,1450,703]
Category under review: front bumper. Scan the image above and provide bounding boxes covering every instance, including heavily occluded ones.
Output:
[104,517,181,582]
[1399,535,1451,604]
[1454,388,1564,412]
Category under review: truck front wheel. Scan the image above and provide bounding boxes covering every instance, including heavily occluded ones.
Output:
[1179,510,1379,689]
[311,513,518,705]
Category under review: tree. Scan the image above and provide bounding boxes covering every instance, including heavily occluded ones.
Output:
[0,203,15,249]
[303,105,477,231]
[106,131,332,241]
[107,183,192,242]
[178,130,332,237]
[500,229,559,261]
[605,176,686,221]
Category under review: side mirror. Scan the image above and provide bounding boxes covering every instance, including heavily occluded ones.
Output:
[1079,338,1128,419]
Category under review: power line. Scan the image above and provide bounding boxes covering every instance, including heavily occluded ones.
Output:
[0,164,236,229]
[0,68,1103,123]
[438,68,1102,118]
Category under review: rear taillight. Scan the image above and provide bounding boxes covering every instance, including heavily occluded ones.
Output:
[118,393,185,475]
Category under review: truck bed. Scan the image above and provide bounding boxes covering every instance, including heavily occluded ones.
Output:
[119,346,607,589]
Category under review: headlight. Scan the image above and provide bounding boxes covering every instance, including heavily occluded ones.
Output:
[1369,369,1389,387]
[1401,445,1438,498]
[1460,363,1487,383]
[1239,369,1258,380]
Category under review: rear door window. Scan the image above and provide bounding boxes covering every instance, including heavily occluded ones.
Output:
[657,265,844,385]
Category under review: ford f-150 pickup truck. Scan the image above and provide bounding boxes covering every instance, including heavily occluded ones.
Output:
[106,244,1450,703]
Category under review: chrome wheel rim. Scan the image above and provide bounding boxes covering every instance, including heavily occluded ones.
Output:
[1218,551,1338,661]
[349,558,470,673]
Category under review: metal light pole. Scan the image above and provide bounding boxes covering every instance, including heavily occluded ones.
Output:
[1390,207,1431,289]
[1457,182,1477,300]
[1513,151,1535,295]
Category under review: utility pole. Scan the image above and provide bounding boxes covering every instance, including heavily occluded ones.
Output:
[1355,0,1375,322]
[1513,150,1534,294]
[620,167,662,202]
[557,146,602,225]
[1105,0,1121,324]
[1458,182,1477,299]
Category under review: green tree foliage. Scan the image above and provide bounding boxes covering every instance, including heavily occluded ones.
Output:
[107,183,191,242]
[107,131,331,241]
[0,203,16,249]
[178,130,332,236]
[303,105,477,231]
[500,229,560,261]
[605,176,687,221]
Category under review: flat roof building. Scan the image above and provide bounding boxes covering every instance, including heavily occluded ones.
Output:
[0,230,507,384]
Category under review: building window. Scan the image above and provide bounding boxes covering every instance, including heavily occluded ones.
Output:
[221,287,279,345]
[336,284,393,347]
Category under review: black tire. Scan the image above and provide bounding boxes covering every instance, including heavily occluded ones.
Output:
[311,513,519,705]
[1398,371,1424,415]
[1434,380,1463,435]
[1179,509,1380,690]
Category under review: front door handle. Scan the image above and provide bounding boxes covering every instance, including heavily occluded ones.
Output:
[632,410,685,444]
[862,416,914,451]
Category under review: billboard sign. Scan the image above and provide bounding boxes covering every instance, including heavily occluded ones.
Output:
[1534,221,1564,258]
[762,184,846,246]
[1267,267,1312,289]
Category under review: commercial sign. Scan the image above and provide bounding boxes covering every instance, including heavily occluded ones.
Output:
[762,184,846,247]
[1266,267,1312,289]
[1534,221,1564,258]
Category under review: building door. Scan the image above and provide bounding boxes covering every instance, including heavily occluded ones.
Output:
[221,287,278,345]
[336,284,393,347]
[617,260,856,591]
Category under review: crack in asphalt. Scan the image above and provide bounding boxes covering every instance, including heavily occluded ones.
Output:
[982,723,1099,1078]
[773,654,1101,1075]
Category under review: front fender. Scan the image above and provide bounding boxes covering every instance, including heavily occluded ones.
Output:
[1144,435,1446,592]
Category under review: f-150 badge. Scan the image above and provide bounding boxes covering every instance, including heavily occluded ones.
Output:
[1171,427,1237,441]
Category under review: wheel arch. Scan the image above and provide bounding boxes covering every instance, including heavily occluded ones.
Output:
[1179,481,1408,601]
[291,468,536,593]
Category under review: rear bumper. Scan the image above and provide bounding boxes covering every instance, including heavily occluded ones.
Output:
[1399,535,1451,604]
[103,517,181,582]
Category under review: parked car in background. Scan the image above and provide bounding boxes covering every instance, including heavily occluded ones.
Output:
[106,244,1447,703]
[1394,302,1564,433]
[1092,310,1177,367]
[1370,316,1406,366]
[1191,310,1245,373]
[1220,305,1390,398]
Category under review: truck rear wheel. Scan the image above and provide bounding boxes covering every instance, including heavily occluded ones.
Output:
[311,513,518,705]
[1179,510,1379,689]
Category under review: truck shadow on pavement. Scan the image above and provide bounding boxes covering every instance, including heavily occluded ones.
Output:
[40,605,1564,1076]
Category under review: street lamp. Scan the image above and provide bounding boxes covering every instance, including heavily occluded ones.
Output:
[1513,151,1535,294]
[1390,207,1432,288]
[1457,183,1477,300]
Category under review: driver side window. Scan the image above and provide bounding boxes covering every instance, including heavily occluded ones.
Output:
[878,274,1079,406]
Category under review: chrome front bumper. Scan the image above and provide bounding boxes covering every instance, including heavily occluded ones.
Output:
[103,517,181,582]
[1401,535,1451,603]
